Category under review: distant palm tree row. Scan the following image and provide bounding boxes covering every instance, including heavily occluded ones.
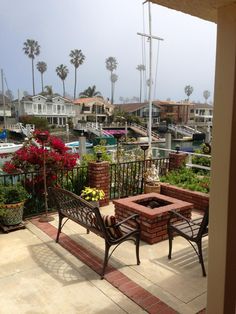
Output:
[23,39,119,102]
[23,39,86,99]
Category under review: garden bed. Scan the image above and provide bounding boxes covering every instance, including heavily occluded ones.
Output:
[160,183,209,211]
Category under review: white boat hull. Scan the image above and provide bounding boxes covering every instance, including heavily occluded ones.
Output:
[0,143,23,155]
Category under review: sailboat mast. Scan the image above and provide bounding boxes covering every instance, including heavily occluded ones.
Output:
[148,1,153,150]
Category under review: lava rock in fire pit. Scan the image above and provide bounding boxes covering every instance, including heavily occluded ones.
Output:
[147,201,160,209]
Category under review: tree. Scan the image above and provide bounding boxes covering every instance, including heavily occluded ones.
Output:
[23,39,40,95]
[56,64,69,97]
[5,89,14,101]
[111,73,118,104]
[203,90,211,103]
[44,85,53,96]
[184,85,194,101]
[69,49,85,99]
[79,85,102,98]
[37,61,47,92]
[136,64,146,102]
[105,57,118,104]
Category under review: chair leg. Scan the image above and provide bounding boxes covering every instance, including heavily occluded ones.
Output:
[101,242,110,279]
[168,227,173,259]
[56,213,63,243]
[135,233,141,265]
[197,240,206,277]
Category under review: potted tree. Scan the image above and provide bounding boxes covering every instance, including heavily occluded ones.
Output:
[0,184,29,226]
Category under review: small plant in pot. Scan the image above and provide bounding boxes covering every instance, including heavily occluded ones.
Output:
[80,187,105,206]
[0,184,30,226]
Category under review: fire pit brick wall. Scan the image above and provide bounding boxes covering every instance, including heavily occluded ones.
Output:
[114,193,193,244]
[160,183,209,212]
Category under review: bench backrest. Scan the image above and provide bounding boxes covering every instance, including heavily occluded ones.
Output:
[49,187,108,238]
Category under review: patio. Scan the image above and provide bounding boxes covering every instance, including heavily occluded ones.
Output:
[0,203,207,314]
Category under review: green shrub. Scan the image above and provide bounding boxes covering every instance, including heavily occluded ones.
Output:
[160,167,210,193]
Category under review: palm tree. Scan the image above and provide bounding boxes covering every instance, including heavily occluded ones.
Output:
[184,85,194,101]
[203,90,211,103]
[79,85,102,98]
[105,57,118,104]
[37,61,47,92]
[111,73,118,104]
[136,64,146,103]
[23,39,40,95]
[56,64,69,97]
[69,49,85,99]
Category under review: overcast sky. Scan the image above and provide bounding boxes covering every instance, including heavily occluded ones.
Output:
[0,0,217,103]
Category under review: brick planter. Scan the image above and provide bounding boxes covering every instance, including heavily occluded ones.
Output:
[160,183,209,212]
[113,193,193,244]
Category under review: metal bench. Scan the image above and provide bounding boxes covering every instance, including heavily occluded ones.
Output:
[49,187,141,279]
[167,208,209,276]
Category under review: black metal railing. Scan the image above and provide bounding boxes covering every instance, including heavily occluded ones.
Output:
[109,157,169,200]
[0,166,88,218]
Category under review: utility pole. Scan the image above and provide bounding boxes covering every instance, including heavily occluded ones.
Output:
[137,1,164,153]
[1,69,7,131]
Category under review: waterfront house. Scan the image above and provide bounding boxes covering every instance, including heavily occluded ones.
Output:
[188,102,213,126]
[17,94,75,126]
[0,95,12,126]
[114,100,191,125]
[73,97,114,125]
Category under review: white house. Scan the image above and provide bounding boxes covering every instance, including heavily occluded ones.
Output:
[18,94,75,126]
[188,103,213,126]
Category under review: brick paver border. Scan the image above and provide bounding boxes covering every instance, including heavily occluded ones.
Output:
[31,218,205,314]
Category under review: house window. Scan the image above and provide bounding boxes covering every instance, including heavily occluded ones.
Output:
[196,109,199,114]
[62,105,65,113]
[53,105,57,114]
[33,104,37,113]
[38,104,42,114]
[190,109,194,113]
[200,109,205,115]
[57,105,61,114]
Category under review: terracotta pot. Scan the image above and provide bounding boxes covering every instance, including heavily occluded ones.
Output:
[144,184,161,194]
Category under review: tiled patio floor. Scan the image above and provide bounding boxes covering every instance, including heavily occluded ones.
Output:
[0,203,207,314]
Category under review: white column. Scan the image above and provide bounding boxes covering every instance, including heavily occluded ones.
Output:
[207,4,236,313]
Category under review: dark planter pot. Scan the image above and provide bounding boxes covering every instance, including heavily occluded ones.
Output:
[0,201,25,226]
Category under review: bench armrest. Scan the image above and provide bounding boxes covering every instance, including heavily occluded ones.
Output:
[115,214,140,228]
[168,210,201,238]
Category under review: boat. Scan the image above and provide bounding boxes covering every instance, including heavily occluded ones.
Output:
[0,142,23,155]
[65,141,93,152]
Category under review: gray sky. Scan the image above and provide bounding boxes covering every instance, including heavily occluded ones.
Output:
[0,0,217,103]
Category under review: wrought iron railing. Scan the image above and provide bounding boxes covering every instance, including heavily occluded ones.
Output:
[0,166,88,218]
[109,157,169,200]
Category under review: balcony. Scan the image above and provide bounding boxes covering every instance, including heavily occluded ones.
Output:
[0,204,207,313]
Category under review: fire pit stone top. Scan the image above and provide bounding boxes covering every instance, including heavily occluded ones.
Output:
[113,193,193,219]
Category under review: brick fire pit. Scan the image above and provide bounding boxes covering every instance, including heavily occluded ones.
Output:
[113,193,193,244]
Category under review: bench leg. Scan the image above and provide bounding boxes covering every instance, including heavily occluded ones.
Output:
[136,233,141,265]
[56,213,63,243]
[168,227,173,259]
[101,242,110,279]
[197,240,206,277]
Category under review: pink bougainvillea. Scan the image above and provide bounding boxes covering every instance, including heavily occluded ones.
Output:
[3,130,79,196]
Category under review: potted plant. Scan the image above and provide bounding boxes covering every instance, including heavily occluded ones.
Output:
[0,184,29,226]
[80,187,105,206]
